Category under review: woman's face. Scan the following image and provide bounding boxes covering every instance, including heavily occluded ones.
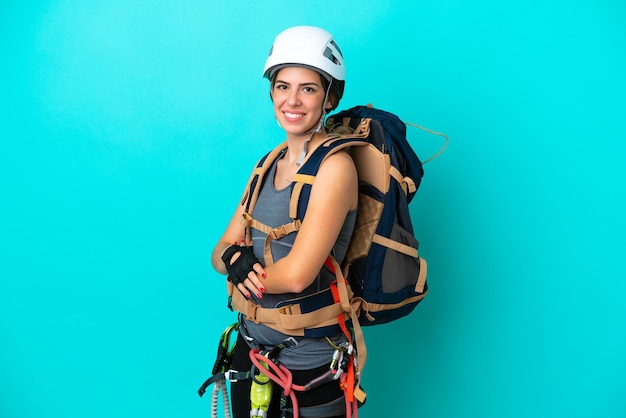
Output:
[272,67,330,137]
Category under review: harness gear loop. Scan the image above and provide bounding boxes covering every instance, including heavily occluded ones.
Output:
[197,323,241,418]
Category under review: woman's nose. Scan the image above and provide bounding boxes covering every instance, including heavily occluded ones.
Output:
[287,91,300,106]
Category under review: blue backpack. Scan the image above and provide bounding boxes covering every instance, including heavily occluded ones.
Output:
[323,105,427,325]
[230,105,428,333]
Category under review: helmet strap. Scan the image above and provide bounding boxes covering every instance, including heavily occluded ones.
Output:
[295,135,313,167]
[295,78,333,167]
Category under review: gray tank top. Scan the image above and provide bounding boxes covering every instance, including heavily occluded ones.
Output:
[242,150,357,369]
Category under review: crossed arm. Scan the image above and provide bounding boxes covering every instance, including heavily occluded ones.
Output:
[211,151,358,298]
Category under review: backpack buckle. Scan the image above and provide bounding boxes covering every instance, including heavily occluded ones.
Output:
[246,301,260,323]
[268,220,301,240]
[269,224,289,240]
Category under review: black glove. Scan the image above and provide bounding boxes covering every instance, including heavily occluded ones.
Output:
[221,245,261,287]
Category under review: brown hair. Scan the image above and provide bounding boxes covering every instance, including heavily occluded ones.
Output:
[321,76,345,112]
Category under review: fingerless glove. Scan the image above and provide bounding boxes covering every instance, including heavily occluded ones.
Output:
[221,245,261,286]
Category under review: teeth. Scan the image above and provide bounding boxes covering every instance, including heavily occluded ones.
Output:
[285,112,303,118]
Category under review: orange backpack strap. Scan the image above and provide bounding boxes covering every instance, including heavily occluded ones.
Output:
[325,256,368,404]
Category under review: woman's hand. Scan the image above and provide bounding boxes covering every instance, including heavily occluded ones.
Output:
[221,244,266,299]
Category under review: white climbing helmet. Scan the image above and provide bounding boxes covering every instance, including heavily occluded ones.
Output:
[263,26,345,81]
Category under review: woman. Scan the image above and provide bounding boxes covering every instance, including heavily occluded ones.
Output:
[211,26,358,417]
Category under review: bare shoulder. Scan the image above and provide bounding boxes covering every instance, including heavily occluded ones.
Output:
[317,149,357,179]
[312,149,358,210]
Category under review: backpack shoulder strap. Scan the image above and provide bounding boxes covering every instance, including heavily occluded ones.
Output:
[239,141,287,246]
[241,141,287,215]
[288,119,372,220]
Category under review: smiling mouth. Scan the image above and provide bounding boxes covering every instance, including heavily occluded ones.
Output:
[283,112,305,121]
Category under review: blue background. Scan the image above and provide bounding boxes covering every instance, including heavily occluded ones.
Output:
[1,1,625,417]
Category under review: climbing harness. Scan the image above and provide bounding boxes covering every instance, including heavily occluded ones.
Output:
[199,323,360,417]
[247,339,359,418]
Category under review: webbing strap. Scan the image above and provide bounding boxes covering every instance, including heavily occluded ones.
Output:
[240,213,301,266]
[329,280,355,403]
[298,396,346,417]
[361,291,427,316]
[372,234,419,258]
[289,174,315,219]
[326,257,367,405]
[263,220,301,265]
[229,288,348,336]
[241,213,269,233]
[293,173,316,184]
[416,257,427,293]
[363,234,428,293]
[244,142,288,215]
[389,165,417,196]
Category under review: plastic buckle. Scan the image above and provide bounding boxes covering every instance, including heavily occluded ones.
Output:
[247,302,260,323]
[270,224,288,240]
[278,305,293,315]
[224,370,240,382]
